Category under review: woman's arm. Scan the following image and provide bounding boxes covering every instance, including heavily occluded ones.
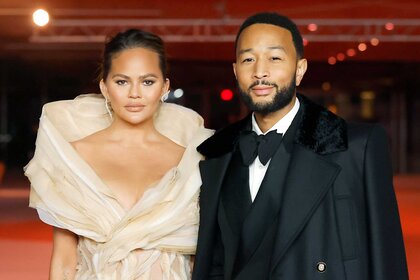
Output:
[49,227,78,280]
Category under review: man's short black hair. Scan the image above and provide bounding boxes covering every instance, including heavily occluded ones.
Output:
[235,12,304,59]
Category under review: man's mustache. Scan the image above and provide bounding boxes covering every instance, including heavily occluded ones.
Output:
[248,80,279,91]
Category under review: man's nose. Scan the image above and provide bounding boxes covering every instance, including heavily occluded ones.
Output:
[253,60,269,79]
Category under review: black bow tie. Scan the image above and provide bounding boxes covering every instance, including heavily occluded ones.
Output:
[238,130,283,166]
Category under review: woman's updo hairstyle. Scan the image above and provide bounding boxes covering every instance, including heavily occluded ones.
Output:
[100,29,167,80]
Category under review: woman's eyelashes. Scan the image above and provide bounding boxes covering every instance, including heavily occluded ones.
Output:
[113,79,156,86]
[115,79,128,86]
[143,79,156,86]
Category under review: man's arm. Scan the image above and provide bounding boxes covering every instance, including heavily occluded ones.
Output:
[364,125,409,280]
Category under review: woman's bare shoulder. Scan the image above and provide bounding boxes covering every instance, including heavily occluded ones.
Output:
[154,135,186,165]
[71,129,107,154]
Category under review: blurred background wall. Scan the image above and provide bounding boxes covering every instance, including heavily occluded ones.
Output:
[0,0,419,175]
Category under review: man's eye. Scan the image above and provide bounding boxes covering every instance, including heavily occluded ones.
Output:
[271,57,282,61]
[242,58,254,63]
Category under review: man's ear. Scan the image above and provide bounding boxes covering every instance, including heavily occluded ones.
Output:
[232,62,237,79]
[295,58,308,86]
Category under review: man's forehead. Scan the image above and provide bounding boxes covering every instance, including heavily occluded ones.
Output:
[237,24,293,48]
[240,23,291,36]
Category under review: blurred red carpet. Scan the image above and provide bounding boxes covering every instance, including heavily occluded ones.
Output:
[394,175,420,280]
[0,175,419,279]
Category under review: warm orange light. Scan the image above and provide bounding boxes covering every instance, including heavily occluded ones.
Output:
[322,82,331,92]
[328,104,337,114]
[307,23,318,32]
[220,89,233,101]
[385,22,394,31]
[346,48,356,57]
[370,38,380,46]
[358,43,367,52]
[328,57,337,65]
[303,38,309,46]
[33,9,49,27]
[336,53,346,61]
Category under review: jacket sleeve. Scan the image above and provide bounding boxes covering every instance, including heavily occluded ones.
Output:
[364,125,409,280]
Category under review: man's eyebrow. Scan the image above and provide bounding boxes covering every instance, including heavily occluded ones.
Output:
[238,46,287,55]
[268,46,287,52]
[238,48,253,55]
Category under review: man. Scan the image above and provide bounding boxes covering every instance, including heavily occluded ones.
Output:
[192,12,408,280]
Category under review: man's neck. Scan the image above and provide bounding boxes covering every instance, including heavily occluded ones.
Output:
[254,97,296,133]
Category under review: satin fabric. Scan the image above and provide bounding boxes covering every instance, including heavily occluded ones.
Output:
[25,94,213,279]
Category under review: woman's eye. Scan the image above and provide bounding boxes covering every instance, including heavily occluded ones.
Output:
[143,80,155,86]
[115,80,127,86]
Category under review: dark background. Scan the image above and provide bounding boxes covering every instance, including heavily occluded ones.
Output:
[0,0,419,173]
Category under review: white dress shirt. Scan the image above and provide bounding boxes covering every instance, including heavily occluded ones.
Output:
[249,98,300,201]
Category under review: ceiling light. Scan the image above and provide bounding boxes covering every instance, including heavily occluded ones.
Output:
[33,9,49,27]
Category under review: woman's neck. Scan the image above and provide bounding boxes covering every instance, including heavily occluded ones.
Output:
[105,117,161,146]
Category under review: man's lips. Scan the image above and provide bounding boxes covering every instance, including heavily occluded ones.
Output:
[251,86,274,96]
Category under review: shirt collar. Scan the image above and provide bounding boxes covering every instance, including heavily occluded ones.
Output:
[252,97,300,135]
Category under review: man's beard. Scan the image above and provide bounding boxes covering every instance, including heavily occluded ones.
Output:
[237,76,296,115]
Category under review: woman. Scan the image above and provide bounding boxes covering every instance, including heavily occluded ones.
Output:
[24,29,212,279]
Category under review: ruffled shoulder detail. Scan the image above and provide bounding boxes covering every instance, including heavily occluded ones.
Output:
[154,102,208,147]
[25,93,213,243]
[42,93,111,142]
[42,93,212,146]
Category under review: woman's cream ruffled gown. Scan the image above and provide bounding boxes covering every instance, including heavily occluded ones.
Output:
[24,94,213,279]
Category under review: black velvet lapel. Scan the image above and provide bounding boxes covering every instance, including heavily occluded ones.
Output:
[294,94,347,155]
[197,94,348,158]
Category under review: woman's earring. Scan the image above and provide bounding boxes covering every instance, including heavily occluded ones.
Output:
[160,90,170,102]
[105,97,113,120]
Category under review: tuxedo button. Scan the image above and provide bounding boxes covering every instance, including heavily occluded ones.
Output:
[316,262,326,273]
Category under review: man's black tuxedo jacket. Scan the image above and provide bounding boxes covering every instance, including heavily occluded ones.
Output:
[192,94,408,280]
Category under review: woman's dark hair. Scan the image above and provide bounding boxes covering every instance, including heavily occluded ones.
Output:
[235,12,304,59]
[101,28,167,80]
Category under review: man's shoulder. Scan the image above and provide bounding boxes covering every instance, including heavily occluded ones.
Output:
[296,94,348,155]
[298,96,388,154]
[346,122,388,144]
